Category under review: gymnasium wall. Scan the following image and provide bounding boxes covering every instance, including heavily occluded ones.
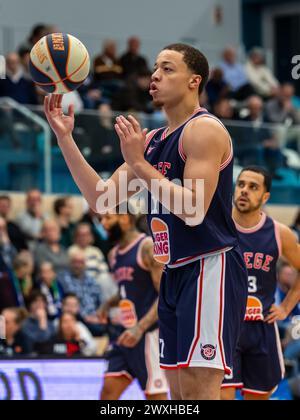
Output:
[0,0,241,64]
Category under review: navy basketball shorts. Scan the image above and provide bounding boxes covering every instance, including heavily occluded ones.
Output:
[158,248,248,374]
[105,328,168,395]
[222,321,285,395]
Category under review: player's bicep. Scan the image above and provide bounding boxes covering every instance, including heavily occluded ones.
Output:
[281,224,300,270]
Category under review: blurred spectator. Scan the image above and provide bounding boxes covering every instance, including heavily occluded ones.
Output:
[0,308,31,356]
[266,83,300,125]
[239,96,284,174]
[290,210,300,242]
[34,219,69,273]
[0,195,28,251]
[16,189,46,248]
[0,217,17,268]
[58,250,104,336]
[205,67,230,107]
[93,40,123,102]
[0,52,37,104]
[119,36,149,79]
[219,46,254,100]
[18,24,49,52]
[213,98,236,120]
[18,46,32,80]
[61,91,84,114]
[52,312,92,356]
[245,47,279,98]
[68,223,117,301]
[57,294,97,356]
[53,196,76,248]
[111,69,153,113]
[80,206,111,258]
[37,262,63,320]
[22,291,55,352]
[0,254,25,311]
[12,251,34,299]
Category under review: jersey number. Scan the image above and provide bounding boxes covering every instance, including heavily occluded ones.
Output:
[248,276,257,293]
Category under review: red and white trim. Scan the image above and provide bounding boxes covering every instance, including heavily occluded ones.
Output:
[274,221,283,258]
[117,233,146,255]
[221,383,243,389]
[144,129,159,151]
[274,322,285,380]
[234,212,267,234]
[241,387,276,396]
[167,246,233,269]
[161,253,231,375]
[144,329,169,395]
[104,371,133,382]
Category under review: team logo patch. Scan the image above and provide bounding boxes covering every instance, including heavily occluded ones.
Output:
[154,379,163,389]
[119,299,138,328]
[200,344,217,361]
[150,218,171,264]
[245,296,264,321]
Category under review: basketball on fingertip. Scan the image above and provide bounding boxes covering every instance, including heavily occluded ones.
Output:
[29,33,90,94]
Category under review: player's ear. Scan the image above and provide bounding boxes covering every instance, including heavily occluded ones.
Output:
[189,74,202,90]
[262,192,270,205]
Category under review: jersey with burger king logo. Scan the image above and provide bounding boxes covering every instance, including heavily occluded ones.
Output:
[144,108,239,267]
[234,213,281,321]
[109,233,158,332]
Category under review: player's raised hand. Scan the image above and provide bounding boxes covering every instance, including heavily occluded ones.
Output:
[265,304,288,323]
[44,94,75,142]
[115,115,148,168]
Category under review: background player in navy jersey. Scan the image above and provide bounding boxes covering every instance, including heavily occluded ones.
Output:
[222,166,300,400]
[98,211,168,400]
[44,43,248,400]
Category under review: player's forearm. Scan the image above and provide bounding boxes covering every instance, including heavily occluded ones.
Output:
[138,299,158,333]
[57,134,107,211]
[281,273,300,315]
[132,160,204,226]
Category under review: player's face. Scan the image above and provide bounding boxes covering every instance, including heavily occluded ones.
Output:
[234,171,270,214]
[150,50,197,107]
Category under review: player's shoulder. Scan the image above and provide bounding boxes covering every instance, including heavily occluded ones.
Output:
[274,220,297,243]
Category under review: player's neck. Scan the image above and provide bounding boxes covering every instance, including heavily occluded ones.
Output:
[164,99,200,134]
[232,207,264,229]
[119,229,141,249]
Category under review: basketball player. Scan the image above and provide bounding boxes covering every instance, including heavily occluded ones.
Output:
[98,211,168,400]
[44,43,248,400]
[222,166,300,400]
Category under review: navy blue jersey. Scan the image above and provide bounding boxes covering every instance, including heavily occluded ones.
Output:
[109,234,158,331]
[144,108,239,267]
[235,213,281,321]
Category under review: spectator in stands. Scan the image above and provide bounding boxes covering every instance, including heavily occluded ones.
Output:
[37,261,63,320]
[111,68,153,114]
[291,210,300,242]
[58,294,97,356]
[0,254,25,311]
[53,196,76,248]
[213,97,236,120]
[0,195,28,251]
[0,308,31,356]
[80,206,111,258]
[0,52,37,104]
[119,36,148,79]
[205,67,230,107]
[34,219,69,274]
[58,250,104,336]
[18,46,32,80]
[245,47,279,99]
[68,223,117,301]
[0,217,17,268]
[93,40,123,103]
[12,251,34,300]
[16,189,46,248]
[219,46,254,100]
[239,95,284,174]
[266,83,300,125]
[52,312,94,356]
[18,24,49,52]
[22,291,55,352]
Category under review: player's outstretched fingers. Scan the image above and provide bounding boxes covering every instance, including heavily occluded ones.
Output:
[49,94,56,112]
[128,115,141,132]
[57,94,63,109]
[115,123,126,142]
[119,116,134,133]
[116,116,130,136]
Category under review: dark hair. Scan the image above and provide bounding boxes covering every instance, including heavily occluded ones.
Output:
[28,24,47,43]
[0,195,10,202]
[238,166,272,192]
[162,43,209,94]
[293,210,300,227]
[26,290,47,310]
[53,196,71,215]
[63,293,79,303]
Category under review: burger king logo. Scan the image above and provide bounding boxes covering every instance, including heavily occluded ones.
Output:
[119,299,138,328]
[150,218,170,264]
[245,296,264,321]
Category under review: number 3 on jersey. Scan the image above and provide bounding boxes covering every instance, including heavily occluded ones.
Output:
[248,276,257,293]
